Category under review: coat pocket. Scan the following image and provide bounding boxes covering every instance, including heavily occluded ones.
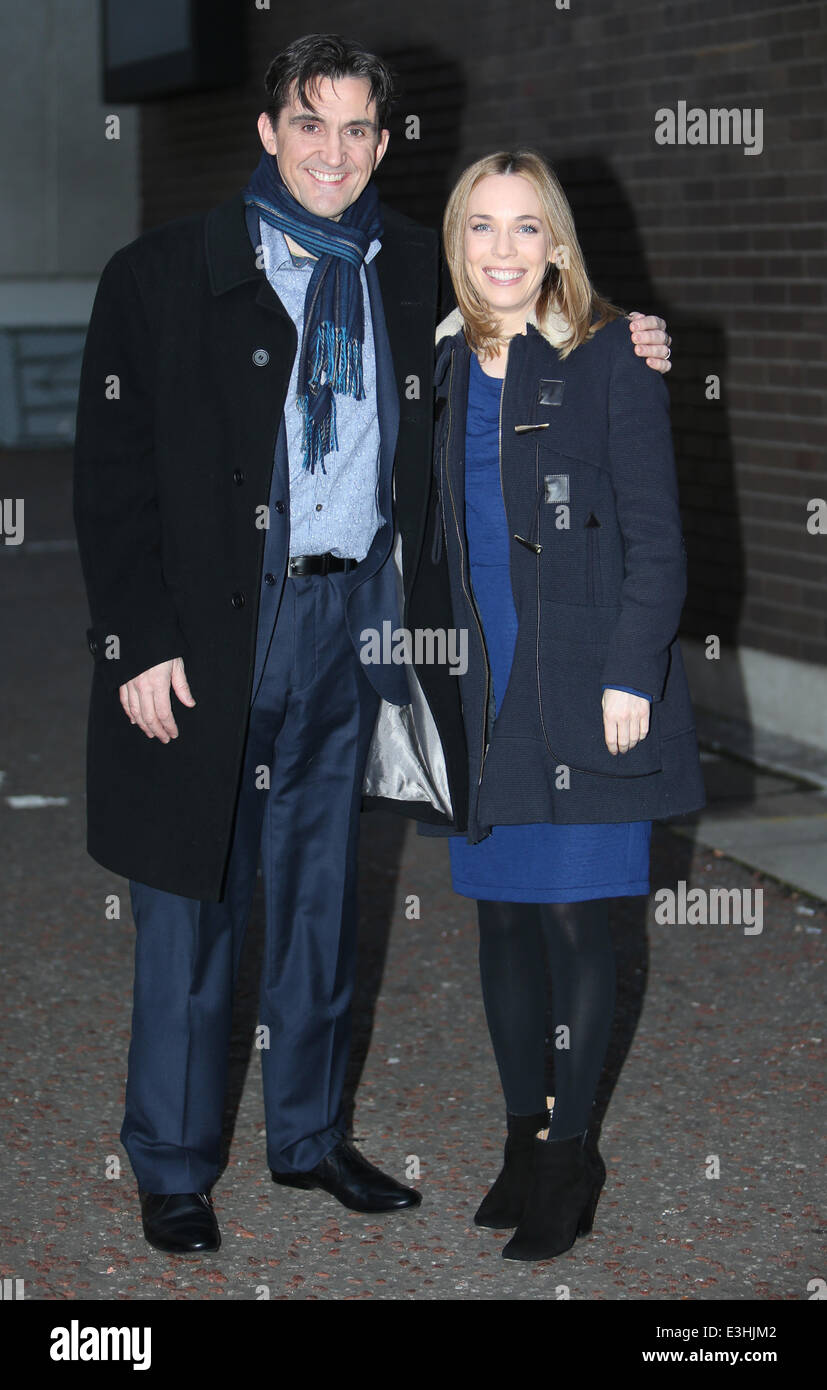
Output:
[537,601,663,777]
[585,513,602,605]
[535,445,613,606]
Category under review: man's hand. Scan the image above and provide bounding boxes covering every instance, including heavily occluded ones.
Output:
[628,311,672,373]
[602,688,650,756]
[119,656,195,742]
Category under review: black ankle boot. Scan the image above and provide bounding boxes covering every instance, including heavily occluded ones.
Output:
[474,1109,550,1229]
[501,1130,602,1261]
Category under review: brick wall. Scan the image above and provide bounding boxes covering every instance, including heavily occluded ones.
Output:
[139,0,827,670]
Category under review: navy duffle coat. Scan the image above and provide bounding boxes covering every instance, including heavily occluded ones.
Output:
[429,310,706,843]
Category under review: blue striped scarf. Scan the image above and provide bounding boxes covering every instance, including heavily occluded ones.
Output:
[243,151,383,473]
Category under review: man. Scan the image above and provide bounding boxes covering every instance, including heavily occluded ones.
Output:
[73,33,673,1255]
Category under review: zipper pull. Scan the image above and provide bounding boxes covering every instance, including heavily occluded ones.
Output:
[514,422,550,434]
[514,534,542,554]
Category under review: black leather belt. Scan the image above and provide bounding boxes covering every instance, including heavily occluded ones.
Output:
[287,553,358,576]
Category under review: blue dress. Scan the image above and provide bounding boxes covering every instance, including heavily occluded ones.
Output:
[449,355,652,903]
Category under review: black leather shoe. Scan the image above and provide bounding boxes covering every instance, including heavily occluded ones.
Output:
[272,1140,421,1213]
[139,1190,221,1254]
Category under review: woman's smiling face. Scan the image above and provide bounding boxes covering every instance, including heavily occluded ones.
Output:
[463,173,553,335]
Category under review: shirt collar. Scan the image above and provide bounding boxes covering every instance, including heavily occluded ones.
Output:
[260,220,381,272]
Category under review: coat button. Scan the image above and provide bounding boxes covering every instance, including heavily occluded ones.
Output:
[274,500,286,514]
[232,468,244,485]
[252,348,270,366]
[264,572,276,586]
[231,591,245,609]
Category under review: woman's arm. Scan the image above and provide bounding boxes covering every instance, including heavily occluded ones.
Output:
[600,328,687,702]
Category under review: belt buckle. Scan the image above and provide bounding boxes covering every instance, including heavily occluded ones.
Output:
[288,552,354,577]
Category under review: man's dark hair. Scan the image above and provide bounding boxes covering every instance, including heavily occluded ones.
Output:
[263,33,396,133]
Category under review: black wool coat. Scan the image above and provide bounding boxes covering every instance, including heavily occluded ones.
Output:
[72,192,465,899]
[417,314,707,843]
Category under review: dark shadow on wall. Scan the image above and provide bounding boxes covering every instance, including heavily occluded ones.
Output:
[373,45,466,232]
[373,45,466,315]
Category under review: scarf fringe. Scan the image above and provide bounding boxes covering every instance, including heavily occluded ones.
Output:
[295,321,364,471]
[297,392,339,475]
[310,322,365,401]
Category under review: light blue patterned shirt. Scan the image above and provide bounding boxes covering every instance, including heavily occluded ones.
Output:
[259,219,383,561]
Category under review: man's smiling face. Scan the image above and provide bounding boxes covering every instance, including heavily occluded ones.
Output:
[257,74,390,221]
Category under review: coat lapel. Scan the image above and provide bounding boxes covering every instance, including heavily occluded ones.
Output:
[206,193,288,317]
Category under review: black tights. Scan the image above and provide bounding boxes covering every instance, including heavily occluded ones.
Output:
[477,898,616,1141]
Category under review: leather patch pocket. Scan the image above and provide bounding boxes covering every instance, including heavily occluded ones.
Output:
[543,472,569,504]
[538,379,565,406]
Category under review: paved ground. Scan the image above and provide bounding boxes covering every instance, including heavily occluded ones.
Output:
[679,724,827,903]
[0,451,824,1302]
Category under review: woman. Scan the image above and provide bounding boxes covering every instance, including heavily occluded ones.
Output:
[422,151,705,1263]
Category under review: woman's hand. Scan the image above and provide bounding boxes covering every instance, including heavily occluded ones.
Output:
[601,688,650,755]
[628,312,672,373]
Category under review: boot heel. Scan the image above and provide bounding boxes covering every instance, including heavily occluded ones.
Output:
[576,1183,600,1237]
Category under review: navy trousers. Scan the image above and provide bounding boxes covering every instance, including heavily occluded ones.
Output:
[121,572,381,1192]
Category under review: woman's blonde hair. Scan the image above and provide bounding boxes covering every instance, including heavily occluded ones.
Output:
[442,149,623,359]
